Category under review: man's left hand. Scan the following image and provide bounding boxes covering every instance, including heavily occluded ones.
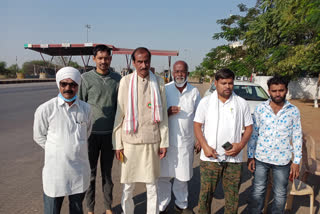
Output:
[225,142,243,157]
[194,141,201,154]
[289,163,300,181]
[159,148,167,159]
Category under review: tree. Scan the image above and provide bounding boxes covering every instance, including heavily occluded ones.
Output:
[200,4,260,77]
[244,0,320,77]
[68,61,82,69]
[7,64,21,74]
[0,61,7,75]
[21,60,59,76]
[189,65,207,78]
[198,0,320,78]
[54,57,82,69]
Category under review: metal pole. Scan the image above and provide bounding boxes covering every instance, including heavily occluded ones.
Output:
[85,24,91,42]
[16,56,18,73]
[81,55,87,73]
[60,56,67,66]
[86,55,90,66]
[168,56,172,81]
[68,56,72,65]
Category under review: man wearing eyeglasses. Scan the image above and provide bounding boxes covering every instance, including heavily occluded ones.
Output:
[79,45,121,214]
[33,67,93,214]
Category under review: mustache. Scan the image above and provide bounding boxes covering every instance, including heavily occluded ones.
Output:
[63,90,74,94]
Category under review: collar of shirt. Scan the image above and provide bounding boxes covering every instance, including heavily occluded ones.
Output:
[94,68,111,77]
[217,93,233,106]
[137,73,150,83]
[173,82,190,94]
[263,99,292,115]
[57,95,80,108]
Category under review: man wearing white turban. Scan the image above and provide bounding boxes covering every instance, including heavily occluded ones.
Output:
[33,67,93,214]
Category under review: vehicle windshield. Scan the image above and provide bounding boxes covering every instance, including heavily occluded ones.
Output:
[209,84,269,101]
[234,85,269,101]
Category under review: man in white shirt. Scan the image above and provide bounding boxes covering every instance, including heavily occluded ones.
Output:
[158,61,201,214]
[193,68,253,214]
[33,67,92,214]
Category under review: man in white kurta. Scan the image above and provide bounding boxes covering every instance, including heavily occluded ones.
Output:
[33,67,92,214]
[158,61,200,214]
[112,47,169,214]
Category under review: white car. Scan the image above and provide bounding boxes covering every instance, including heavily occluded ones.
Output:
[204,80,269,114]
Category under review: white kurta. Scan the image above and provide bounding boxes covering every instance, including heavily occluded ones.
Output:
[112,73,169,184]
[160,82,201,181]
[33,96,92,197]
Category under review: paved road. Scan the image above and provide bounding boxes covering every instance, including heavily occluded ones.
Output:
[0,83,58,213]
[0,82,317,214]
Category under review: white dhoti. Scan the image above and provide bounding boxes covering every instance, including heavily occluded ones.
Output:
[158,145,193,211]
[158,177,188,211]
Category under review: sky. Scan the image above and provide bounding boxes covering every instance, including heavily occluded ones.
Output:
[1,0,255,73]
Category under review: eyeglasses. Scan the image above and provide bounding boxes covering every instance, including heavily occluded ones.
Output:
[59,82,78,88]
[174,70,187,74]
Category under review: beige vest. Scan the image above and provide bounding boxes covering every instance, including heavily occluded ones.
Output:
[112,73,169,149]
[122,75,161,144]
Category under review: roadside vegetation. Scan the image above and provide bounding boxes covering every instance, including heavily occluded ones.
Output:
[0,59,82,78]
[191,0,320,79]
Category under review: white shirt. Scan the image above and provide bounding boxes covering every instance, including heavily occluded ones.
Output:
[160,82,201,181]
[33,96,92,197]
[166,82,201,147]
[194,95,252,163]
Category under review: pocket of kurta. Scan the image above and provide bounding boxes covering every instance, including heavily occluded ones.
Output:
[76,122,87,142]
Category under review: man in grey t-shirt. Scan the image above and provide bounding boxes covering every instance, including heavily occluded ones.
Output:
[79,45,121,214]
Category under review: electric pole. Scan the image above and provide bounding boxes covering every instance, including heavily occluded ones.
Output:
[85,24,91,42]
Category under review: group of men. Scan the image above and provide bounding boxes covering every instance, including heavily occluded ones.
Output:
[33,45,302,214]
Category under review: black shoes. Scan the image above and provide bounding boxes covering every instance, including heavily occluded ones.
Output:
[160,204,194,214]
[173,204,194,214]
[159,205,169,214]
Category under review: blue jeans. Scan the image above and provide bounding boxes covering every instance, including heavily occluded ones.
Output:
[249,159,290,214]
[43,192,86,214]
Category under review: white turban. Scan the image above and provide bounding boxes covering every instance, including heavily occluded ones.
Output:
[56,67,81,88]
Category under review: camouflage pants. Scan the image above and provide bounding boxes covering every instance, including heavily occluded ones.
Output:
[198,161,242,214]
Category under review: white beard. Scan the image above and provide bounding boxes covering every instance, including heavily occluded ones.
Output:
[174,77,188,88]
